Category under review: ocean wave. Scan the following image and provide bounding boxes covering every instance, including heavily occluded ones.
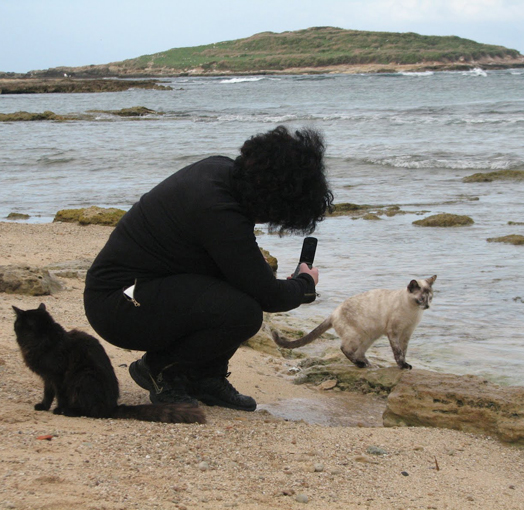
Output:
[344,154,523,171]
[397,71,434,77]
[219,77,267,84]
[37,154,76,166]
[462,68,488,77]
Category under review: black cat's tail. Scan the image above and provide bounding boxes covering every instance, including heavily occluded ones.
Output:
[271,317,333,349]
[111,403,206,424]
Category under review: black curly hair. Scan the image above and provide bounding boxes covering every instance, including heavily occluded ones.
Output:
[233,126,334,235]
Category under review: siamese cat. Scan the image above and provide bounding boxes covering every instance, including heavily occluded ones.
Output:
[273,275,437,369]
[12,303,205,424]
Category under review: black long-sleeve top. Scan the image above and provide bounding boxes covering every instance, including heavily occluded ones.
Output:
[85,156,316,313]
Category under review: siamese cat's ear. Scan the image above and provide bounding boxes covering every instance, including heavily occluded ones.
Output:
[38,303,46,311]
[408,280,420,293]
[12,305,23,316]
[426,275,437,286]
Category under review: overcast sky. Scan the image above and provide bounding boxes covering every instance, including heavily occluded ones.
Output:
[2,0,523,73]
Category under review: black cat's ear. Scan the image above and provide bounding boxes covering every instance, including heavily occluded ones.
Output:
[38,303,46,311]
[12,305,23,316]
[426,275,437,286]
[408,280,420,293]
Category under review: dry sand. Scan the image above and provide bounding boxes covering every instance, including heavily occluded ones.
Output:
[0,221,523,510]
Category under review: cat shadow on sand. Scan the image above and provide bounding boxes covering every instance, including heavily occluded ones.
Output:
[273,275,437,369]
[12,303,205,424]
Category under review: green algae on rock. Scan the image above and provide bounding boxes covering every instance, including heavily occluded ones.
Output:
[329,203,372,216]
[362,213,381,221]
[413,213,474,227]
[329,203,411,219]
[463,169,524,183]
[6,212,30,220]
[487,234,524,245]
[54,206,126,226]
[0,110,69,122]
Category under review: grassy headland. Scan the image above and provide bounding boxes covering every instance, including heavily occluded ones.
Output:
[5,27,523,78]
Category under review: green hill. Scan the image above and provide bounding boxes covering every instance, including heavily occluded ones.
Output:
[34,27,524,77]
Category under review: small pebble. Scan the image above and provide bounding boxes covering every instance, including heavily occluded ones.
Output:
[295,493,309,503]
[354,455,377,464]
[367,446,388,456]
[401,471,409,476]
[318,379,337,390]
[314,463,324,472]
[198,461,210,471]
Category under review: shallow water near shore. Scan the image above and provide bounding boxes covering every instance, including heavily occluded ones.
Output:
[1,70,523,385]
[259,393,386,427]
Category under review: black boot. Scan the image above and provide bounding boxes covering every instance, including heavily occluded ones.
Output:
[129,355,198,406]
[187,364,256,412]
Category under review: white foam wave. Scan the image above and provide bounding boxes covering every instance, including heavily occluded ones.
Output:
[220,77,266,84]
[364,155,519,170]
[463,68,488,77]
[398,71,434,77]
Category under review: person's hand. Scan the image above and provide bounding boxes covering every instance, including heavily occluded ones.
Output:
[292,263,319,286]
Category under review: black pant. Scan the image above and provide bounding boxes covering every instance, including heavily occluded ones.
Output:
[84,274,263,375]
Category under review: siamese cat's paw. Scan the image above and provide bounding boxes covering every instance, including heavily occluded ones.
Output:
[34,403,48,411]
[399,362,412,370]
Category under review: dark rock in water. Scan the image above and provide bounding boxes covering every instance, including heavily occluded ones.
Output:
[463,169,524,182]
[0,265,62,295]
[0,110,68,122]
[413,213,474,227]
[54,206,126,226]
[329,203,372,216]
[0,78,171,94]
[487,234,524,245]
[383,370,524,445]
[6,212,30,220]
[110,106,159,117]
[88,106,161,117]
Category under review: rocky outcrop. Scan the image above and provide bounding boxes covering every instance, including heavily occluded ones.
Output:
[463,169,524,182]
[487,235,524,245]
[294,357,403,395]
[0,266,62,295]
[45,259,92,279]
[0,78,171,94]
[383,370,524,445]
[54,206,126,226]
[413,213,474,227]
[282,351,524,444]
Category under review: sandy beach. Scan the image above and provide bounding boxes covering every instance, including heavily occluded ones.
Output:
[1,221,523,510]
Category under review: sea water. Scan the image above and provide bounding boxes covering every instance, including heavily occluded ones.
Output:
[1,70,523,385]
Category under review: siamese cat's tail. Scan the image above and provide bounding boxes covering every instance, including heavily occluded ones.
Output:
[272,317,333,349]
[111,403,206,424]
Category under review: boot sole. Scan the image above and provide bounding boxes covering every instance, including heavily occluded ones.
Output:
[194,392,257,412]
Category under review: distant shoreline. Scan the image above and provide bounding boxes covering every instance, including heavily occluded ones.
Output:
[2,58,524,87]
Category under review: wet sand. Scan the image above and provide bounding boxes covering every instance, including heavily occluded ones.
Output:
[1,221,523,509]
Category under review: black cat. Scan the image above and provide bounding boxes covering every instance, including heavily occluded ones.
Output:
[12,303,205,424]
